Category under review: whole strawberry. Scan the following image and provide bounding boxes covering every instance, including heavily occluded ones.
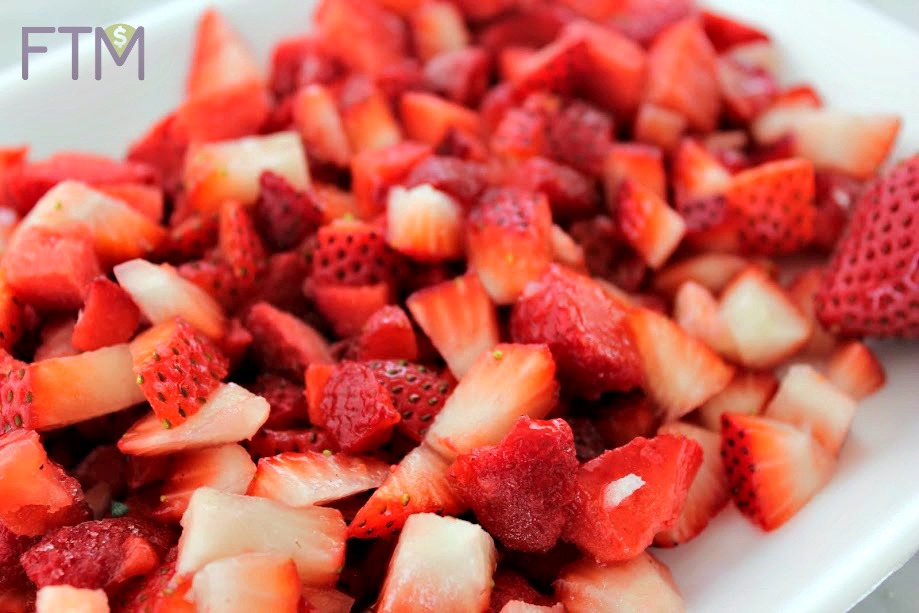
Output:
[816,155,919,337]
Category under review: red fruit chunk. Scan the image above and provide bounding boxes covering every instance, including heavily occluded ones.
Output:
[368,359,454,442]
[450,417,578,552]
[566,417,607,462]
[355,306,418,362]
[0,272,25,353]
[131,318,229,428]
[3,224,100,312]
[164,212,218,262]
[545,100,614,177]
[177,254,251,313]
[309,282,391,338]
[116,549,194,613]
[20,518,174,590]
[218,201,267,291]
[268,36,342,99]
[717,58,778,125]
[98,183,164,223]
[568,216,646,291]
[126,113,189,197]
[816,155,919,337]
[311,219,395,287]
[249,373,308,430]
[512,33,588,98]
[247,428,338,459]
[403,155,488,206]
[243,302,333,380]
[351,142,432,218]
[508,157,598,221]
[491,106,548,163]
[72,277,141,352]
[592,393,661,450]
[488,568,558,613]
[401,92,482,147]
[0,523,33,590]
[424,47,491,107]
[510,265,642,399]
[34,317,78,361]
[255,171,323,251]
[318,362,401,453]
[315,0,408,77]
[563,435,702,563]
[812,171,863,252]
[701,10,770,52]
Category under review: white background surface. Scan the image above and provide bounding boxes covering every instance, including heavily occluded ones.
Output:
[0,1,917,611]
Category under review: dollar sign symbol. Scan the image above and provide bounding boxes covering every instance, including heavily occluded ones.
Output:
[113,25,127,49]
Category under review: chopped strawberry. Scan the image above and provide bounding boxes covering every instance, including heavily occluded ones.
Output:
[453,0,514,19]
[118,383,269,457]
[653,253,750,298]
[20,517,174,590]
[717,57,778,125]
[508,157,598,222]
[116,549,194,613]
[786,267,838,357]
[633,102,687,152]
[177,253,252,313]
[449,417,578,552]
[511,265,641,399]
[477,2,570,51]
[248,451,389,507]
[826,341,886,401]
[164,212,219,262]
[126,113,189,198]
[98,183,164,223]
[626,307,733,422]
[218,200,267,288]
[351,141,432,218]
[268,35,342,98]
[721,413,834,530]
[603,143,666,204]
[488,568,559,613]
[701,10,770,52]
[555,553,685,612]
[615,179,686,269]
[401,92,482,147]
[591,392,661,450]
[130,318,229,428]
[567,216,646,291]
[411,0,469,62]
[191,553,302,613]
[248,373,308,430]
[315,0,409,77]
[811,171,863,252]
[697,370,778,432]
[247,428,338,459]
[425,344,559,460]
[403,155,489,206]
[0,273,24,353]
[243,302,332,380]
[0,523,36,591]
[544,100,613,177]
[338,76,403,154]
[368,360,455,443]
[491,106,549,163]
[311,218,395,287]
[550,224,586,270]
[467,187,553,304]
[672,139,732,210]
[176,487,346,585]
[816,155,919,337]
[563,435,702,563]
[354,306,418,362]
[424,47,491,107]
[309,282,392,338]
[292,84,353,167]
[511,34,588,98]
[673,280,739,360]
[435,127,489,161]
[386,185,464,261]
[350,443,464,538]
[71,277,141,352]
[406,273,499,378]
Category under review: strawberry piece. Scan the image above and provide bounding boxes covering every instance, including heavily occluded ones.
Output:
[176,488,346,585]
[176,254,252,313]
[386,185,464,261]
[550,224,586,270]
[127,113,189,198]
[218,200,267,288]
[717,57,778,125]
[20,517,173,590]
[654,422,729,547]
[508,157,598,222]
[477,2,570,52]
[410,0,469,62]
[116,549,194,613]
[701,10,770,52]
[401,92,482,147]
[425,344,559,460]
[555,553,684,613]
[645,18,720,132]
[309,282,391,338]
[467,187,553,304]
[3,224,99,311]
[563,435,702,563]
[435,127,489,161]
[164,212,219,262]
[351,141,432,218]
[488,568,558,613]
[615,179,686,269]
[155,444,257,522]
[338,76,403,154]
[0,523,35,590]
[511,34,588,98]
[191,553,302,613]
[316,361,401,453]
[350,444,463,538]
[812,171,862,252]
[355,306,418,362]
[786,267,838,357]
[672,138,732,209]
[98,183,163,223]
[292,84,353,167]
[725,158,816,256]
[449,417,578,552]
[243,302,333,380]
[311,218,395,287]
[249,373,308,430]
[603,143,665,204]
[510,266,641,399]
[71,277,141,352]
[491,106,549,163]
[721,413,834,530]
[567,216,646,291]
[0,429,90,537]
[377,514,496,613]
[403,155,489,206]
[0,273,24,353]
[241,250,312,316]
[305,363,334,424]
[406,273,499,378]
[697,370,778,432]
[247,428,338,459]
[826,341,886,401]
[315,0,409,77]
[816,155,919,337]
[301,588,355,613]
[673,280,739,360]
[424,47,491,107]
[248,451,390,508]
[369,360,455,442]
[544,100,613,177]
[653,252,749,298]
[130,318,229,428]
[453,0,514,19]
[36,586,110,613]
[268,35,342,98]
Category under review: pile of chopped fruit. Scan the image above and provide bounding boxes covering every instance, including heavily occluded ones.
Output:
[0,0,915,611]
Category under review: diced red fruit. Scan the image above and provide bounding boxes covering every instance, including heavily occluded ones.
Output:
[488,568,558,613]
[410,0,469,62]
[701,10,770,52]
[351,141,432,219]
[491,106,548,163]
[368,359,454,443]
[353,306,418,362]
[811,171,862,252]
[652,252,749,298]
[717,57,778,125]
[1,523,35,590]
[673,280,739,360]
[615,179,686,269]
[786,268,838,357]
[386,185,465,261]
[633,102,687,152]
[0,273,24,353]
[127,113,189,197]
[403,155,488,206]
[311,218,395,287]
[190,552,302,613]
[164,213,219,262]
[268,35,342,99]
[604,144,666,205]
[550,224,586,271]
[292,84,353,167]
[508,157,597,222]
[672,138,732,208]
[116,549,194,613]
[243,302,332,380]
[567,216,645,291]
[315,0,409,77]
[338,76,403,154]
[449,417,579,552]
[826,341,886,401]
[544,100,613,177]
[591,392,661,450]
[218,200,267,288]
[247,428,338,459]
[424,47,491,107]
[309,281,391,338]
[177,254,251,313]
[563,435,703,563]
[248,373,308,430]
[71,277,140,352]
[98,183,164,223]
[721,413,834,530]
[697,371,779,432]
[511,33,588,98]
[401,91,482,147]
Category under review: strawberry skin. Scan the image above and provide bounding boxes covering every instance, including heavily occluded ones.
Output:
[71,277,141,352]
[816,155,919,337]
[218,200,267,287]
[311,219,395,287]
[254,171,322,251]
[368,360,455,442]
[247,428,338,459]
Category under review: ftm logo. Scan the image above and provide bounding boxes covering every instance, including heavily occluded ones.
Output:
[21,24,144,80]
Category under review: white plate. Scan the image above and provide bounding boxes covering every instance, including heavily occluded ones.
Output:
[1,1,918,611]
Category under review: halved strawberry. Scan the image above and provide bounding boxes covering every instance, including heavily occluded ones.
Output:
[555,553,684,613]
[218,200,267,289]
[377,514,496,613]
[697,370,778,432]
[467,187,553,304]
[35,586,108,613]
[114,259,226,340]
[191,553,301,613]
[673,281,738,360]
[510,265,641,398]
[411,0,469,62]
[155,444,256,522]
[247,428,339,459]
[354,306,418,362]
[0,429,90,536]
[721,413,834,530]
[632,102,687,152]
[654,422,729,547]
[248,451,390,508]
[401,92,482,147]
[184,132,309,213]
[425,344,558,460]
[71,277,140,352]
[719,267,812,368]
[563,435,702,562]
[826,341,886,401]
[315,0,409,77]
[652,252,749,298]
[118,383,269,457]
[243,302,332,380]
[424,47,490,107]
[615,179,685,269]
[338,76,403,154]
[349,443,464,538]
[626,307,733,422]
[177,487,346,585]
[351,141,432,218]
[386,185,464,261]
[604,143,665,204]
[368,360,455,442]
[406,273,499,378]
